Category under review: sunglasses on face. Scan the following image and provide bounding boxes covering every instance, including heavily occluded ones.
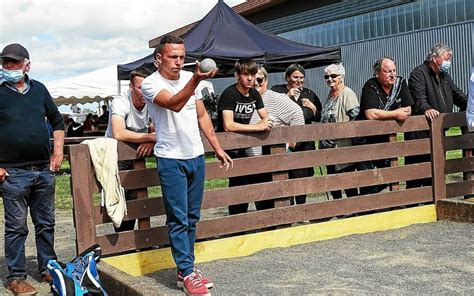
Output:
[324,74,340,80]
[256,77,265,84]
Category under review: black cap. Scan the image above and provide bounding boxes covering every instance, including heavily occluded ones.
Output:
[0,43,29,61]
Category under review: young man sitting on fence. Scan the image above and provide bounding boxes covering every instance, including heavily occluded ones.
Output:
[141,34,232,296]
[105,69,155,232]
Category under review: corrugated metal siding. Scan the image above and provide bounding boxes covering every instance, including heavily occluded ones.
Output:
[341,21,473,99]
[214,22,473,108]
[258,0,411,35]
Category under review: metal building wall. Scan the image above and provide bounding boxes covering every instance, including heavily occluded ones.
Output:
[213,21,473,108]
[341,21,473,99]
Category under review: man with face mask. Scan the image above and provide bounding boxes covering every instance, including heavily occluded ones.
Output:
[409,43,467,120]
[406,43,467,188]
[0,43,65,294]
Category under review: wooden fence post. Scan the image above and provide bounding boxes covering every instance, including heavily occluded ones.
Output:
[389,133,400,191]
[271,144,290,207]
[69,144,98,255]
[430,115,447,203]
[133,159,151,229]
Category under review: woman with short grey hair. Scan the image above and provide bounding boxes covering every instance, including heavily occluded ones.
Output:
[320,63,360,199]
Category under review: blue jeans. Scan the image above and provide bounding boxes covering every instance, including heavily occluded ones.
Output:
[1,164,57,281]
[157,155,205,277]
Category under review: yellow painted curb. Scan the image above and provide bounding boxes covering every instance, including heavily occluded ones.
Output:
[102,205,436,276]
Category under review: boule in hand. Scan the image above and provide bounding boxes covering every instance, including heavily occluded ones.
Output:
[200,58,217,73]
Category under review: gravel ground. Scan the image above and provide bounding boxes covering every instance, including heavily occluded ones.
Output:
[141,221,474,295]
[0,210,473,295]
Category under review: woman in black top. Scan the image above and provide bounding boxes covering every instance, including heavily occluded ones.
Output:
[271,63,322,205]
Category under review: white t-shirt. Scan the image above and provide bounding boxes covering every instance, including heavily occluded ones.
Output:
[141,70,206,159]
[105,90,151,138]
[467,67,474,132]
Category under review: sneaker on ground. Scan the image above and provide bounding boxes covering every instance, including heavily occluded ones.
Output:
[183,272,211,296]
[6,279,37,295]
[178,268,213,289]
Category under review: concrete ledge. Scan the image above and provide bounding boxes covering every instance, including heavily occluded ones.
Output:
[98,261,162,296]
[436,198,474,223]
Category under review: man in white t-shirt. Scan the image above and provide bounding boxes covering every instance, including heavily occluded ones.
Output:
[106,70,155,232]
[141,35,232,296]
[467,67,474,132]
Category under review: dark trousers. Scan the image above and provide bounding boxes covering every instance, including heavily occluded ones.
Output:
[1,164,56,281]
[405,154,433,188]
[228,173,274,215]
[357,159,391,195]
[326,164,358,199]
[114,160,138,232]
[228,149,274,215]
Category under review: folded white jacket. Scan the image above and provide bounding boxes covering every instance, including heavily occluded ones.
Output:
[82,138,127,228]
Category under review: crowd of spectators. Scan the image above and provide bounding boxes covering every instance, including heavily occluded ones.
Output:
[3,37,470,296]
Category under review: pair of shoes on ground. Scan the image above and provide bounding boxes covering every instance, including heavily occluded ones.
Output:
[177,268,213,296]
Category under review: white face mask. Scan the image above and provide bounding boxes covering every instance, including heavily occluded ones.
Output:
[438,60,451,73]
[1,68,25,83]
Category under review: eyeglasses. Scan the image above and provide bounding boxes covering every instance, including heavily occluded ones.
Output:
[256,77,265,84]
[324,74,340,80]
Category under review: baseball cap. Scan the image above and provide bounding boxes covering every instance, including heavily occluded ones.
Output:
[0,43,30,61]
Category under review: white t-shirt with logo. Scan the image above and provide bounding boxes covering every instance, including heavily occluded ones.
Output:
[141,70,206,159]
[105,90,151,138]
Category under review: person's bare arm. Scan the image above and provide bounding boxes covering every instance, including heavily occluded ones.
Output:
[365,106,411,121]
[50,130,65,171]
[197,101,233,170]
[111,115,155,143]
[152,64,217,112]
[222,109,272,132]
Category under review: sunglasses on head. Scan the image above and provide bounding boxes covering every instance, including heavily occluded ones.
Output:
[324,74,340,80]
[256,77,264,84]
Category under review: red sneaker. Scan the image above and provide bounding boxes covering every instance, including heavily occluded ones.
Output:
[178,268,213,289]
[183,272,210,296]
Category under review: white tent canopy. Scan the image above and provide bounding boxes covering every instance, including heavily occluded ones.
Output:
[44,65,127,106]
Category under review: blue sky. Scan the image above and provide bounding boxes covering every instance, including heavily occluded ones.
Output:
[0,0,244,82]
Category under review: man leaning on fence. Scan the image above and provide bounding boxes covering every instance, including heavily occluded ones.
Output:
[217,58,273,215]
[406,43,467,188]
[105,70,155,232]
[141,34,232,296]
[246,65,305,210]
[0,43,65,295]
[356,57,413,195]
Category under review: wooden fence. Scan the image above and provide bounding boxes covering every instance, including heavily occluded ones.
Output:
[68,113,473,255]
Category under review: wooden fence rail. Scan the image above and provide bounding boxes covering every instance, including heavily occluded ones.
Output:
[68,113,473,255]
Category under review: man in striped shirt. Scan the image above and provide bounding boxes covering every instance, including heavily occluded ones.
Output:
[247,66,305,210]
[248,65,305,156]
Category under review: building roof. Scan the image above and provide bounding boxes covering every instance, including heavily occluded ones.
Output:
[148,0,285,48]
